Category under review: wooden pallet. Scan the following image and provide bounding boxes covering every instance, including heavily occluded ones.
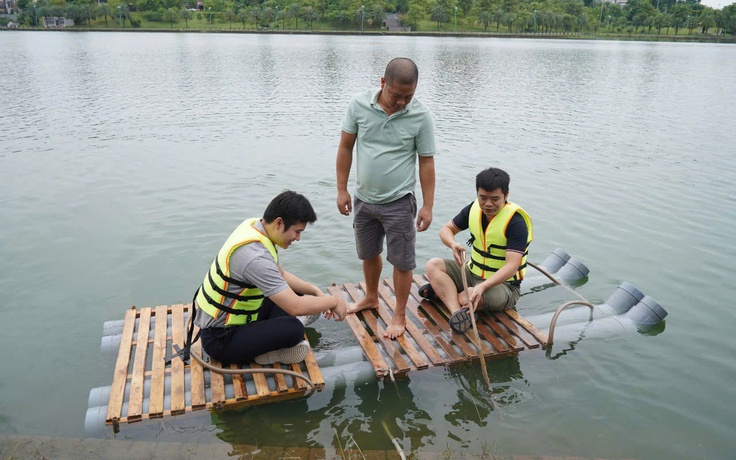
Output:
[328,275,548,379]
[105,304,323,430]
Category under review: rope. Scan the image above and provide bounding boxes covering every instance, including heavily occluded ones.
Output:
[185,313,315,390]
[460,252,492,391]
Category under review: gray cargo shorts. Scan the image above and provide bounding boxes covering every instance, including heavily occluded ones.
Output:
[443,259,520,311]
[353,194,417,272]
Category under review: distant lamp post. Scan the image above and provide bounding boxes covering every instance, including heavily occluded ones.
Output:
[275,6,280,29]
[454,6,457,31]
[533,9,537,32]
[360,5,364,32]
[33,5,37,26]
[208,7,212,25]
[117,5,122,27]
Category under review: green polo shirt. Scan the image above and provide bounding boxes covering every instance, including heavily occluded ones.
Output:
[342,89,436,205]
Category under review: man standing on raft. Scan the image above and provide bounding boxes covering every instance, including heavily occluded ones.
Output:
[336,57,437,339]
[422,167,533,333]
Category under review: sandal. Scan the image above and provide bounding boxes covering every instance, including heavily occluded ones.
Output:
[418,283,438,300]
[449,307,477,334]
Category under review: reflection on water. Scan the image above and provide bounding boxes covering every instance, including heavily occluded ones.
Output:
[1,32,736,459]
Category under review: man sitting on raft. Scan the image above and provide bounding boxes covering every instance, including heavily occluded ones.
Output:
[193,191,347,365]
[421,167,533,334]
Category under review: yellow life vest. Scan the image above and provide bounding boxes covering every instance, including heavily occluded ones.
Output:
[467,200,533,282]
[195,218,278,326]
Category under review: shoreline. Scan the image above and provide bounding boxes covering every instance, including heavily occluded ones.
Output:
[3,27,735,44]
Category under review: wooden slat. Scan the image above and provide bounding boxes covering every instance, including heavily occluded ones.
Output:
[303,345,324,389]
[407,277,478,356]
[271,363,289,393]
[495,311,541,349]
[375,281,442,368]
[250,363,271,397]
[327,285,389,377]
[106,307,137,423]
[188,310,206,410]
[344,283,412,376]
[290,363,308,390]
[404,286,465,363]
[505,309,549,347]
[481,314,524,352]
[127,307,152,421]
[149,305,168,417]
[230,364,247,400]
[473,318,511,354]
[209,359,226,407]
[383,279,454,365]
[169,304,186,415]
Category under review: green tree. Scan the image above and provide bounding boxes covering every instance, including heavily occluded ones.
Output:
[162,7,179,26]
[181,7,192,27]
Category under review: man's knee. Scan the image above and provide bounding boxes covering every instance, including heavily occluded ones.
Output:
[425,257,446,276]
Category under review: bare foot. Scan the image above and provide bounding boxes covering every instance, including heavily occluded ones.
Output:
[347,296,379,314]
[383,315,406,339]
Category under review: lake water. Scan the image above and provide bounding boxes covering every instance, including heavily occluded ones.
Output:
[1,31,735,459]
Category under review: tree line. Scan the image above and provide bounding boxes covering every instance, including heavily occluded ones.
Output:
[9,0,736,36]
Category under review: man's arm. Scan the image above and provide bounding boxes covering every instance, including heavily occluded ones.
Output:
[336,131,357,216]
[416,155,435,232]
[269,286,347,321]
[280,266,324,297]
[439,220,466,265]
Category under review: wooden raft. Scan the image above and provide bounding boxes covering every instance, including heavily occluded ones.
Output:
[329,275,548,379]
[105,303,323,429]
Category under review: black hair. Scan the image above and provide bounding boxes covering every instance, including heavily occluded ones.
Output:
[262,190,317,230]
[384,57,419,86]
[476,168,510,195]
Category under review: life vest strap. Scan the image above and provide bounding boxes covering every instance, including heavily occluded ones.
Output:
[207,270,264,302]
[200,287,259,322]
[215,257,256,289]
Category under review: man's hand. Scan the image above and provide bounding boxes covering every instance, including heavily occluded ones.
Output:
[337,190,352,216]
[467,284,486,310]
[326,296,348,321]
[416,205,433,232]
[450,241,466,266]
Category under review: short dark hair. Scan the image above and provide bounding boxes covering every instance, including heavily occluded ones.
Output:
[476,168,510,195]
[384,57,419,86]
[263,190,317,230]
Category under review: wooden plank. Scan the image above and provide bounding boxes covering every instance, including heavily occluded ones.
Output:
[327,285,389,377]
[187,308,206,410]
[290,363,308,390]
[271,363,289,393]
[401,284,465,363]
[472,317,510,354]
[127,307,152,421]
[481,314,524,352]
[407,277,487,359]
[149,305,168,417]
[384,279,463,366]
[378,280,445,369]
[344,283,412,375]
[230,364,247,400]
[209,359,226,407]
[505,309,549,347]
[106,307,137,424]
[250,363,272,397]
[169,304,186,415]
[495,311,540,349]
[303,343,325,389]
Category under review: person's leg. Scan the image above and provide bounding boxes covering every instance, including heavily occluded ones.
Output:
[349,197,384,313]
[201,300,305,364]
[383,194,417,339]
[481,282,521,312]
[425,258,465,314]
